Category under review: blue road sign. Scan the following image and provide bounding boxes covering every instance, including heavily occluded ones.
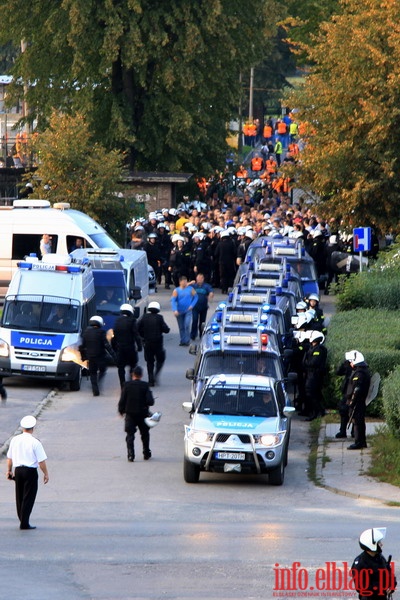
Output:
[353,227,371,253]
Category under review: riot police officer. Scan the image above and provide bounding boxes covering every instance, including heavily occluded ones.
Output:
[137,301,170,386]
[303,330,327,421]
[351,528,396,599]
[346,350,371,450]
[80,316,114,396]
[113,304,143,388]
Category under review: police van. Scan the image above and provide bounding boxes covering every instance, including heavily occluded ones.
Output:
[245,237,319,297]
[71,248,148,325]
[185,326,287,404]
[183,374,295,485]
[0,254,96,390]
[0,199,120,286]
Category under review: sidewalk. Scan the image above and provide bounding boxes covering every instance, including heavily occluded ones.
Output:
[316,421,400,504]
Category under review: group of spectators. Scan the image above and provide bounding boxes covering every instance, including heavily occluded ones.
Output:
[127,200,377,297]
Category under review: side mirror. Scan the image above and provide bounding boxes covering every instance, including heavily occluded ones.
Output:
[130,286,142,301]
[186,368,195,380]
[283,406,296,418]
[182,401,193,413]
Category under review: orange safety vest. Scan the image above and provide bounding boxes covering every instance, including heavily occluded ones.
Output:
[266,159,277,173]
[236,168,248,178]
[277,121,287,134]
[250,157,264,171]
[263,125,273,139]
[248,123,257,137]
[288,143,299,156]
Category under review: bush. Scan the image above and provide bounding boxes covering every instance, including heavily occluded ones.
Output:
[335,269,400,311]
[382,367,400,438]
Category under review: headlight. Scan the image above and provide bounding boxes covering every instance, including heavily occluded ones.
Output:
[188,429,214,444]
[0,339,9,358]
[256,433,285,447]
[60,345,81,363]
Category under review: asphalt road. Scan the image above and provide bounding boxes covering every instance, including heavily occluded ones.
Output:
[0,289,398,600]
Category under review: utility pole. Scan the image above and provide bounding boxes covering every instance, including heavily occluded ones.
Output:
[249,67,254,121]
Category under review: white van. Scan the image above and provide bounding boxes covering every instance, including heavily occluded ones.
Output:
[0,254,96,390]
[0,199,120,286]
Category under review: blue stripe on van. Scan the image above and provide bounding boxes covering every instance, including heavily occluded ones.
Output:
[11,331,65,350]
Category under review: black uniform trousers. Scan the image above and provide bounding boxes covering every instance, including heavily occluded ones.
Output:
[144,342,165,385]
[125,415,150,459]
[88,358,107,395]
[117,349,138,388]
[14,466,38,528]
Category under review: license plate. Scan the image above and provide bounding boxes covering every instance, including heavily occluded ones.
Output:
[21,364,46,372]
[215,452,245,460]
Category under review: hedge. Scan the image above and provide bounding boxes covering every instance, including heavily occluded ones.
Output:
[382,367,400,438]
[325,309,400,416]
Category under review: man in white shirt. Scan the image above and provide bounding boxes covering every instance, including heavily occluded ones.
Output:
[6,415,49,530]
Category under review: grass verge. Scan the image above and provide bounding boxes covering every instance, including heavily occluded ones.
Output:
[307,417,323,485]
[368,425,400,487]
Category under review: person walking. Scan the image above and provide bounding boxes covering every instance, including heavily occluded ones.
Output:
[346,350,371,450]
[351,528,396,599]
[80,316,114,396]
[188,273,213,341]
[113,304,143,388]
[118,365,155,462]
[170,275,198,346]
[6,415,49,530]
[137,301,170,386]
[303,330,327,421]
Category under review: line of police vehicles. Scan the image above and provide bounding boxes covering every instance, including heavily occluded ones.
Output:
[183,236,322,485]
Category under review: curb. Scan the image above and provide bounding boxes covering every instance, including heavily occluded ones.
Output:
[315,421,389,505]
[0,388,58,457]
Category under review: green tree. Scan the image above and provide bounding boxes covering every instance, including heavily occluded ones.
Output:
[32,111,127,244]
[0,1,280,174]
[285,0,400,231]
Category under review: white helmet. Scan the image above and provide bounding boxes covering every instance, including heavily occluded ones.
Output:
[193,232,204,240]
[308,293,320,303]
[120,303,134,314]
[245,230,254,240]
[296,301,308,311]
[310,330,325,344]
[359,528,386,552]
[89,316,104,327]
[345,350,365,365]
[296,313,311,329]
[148,301,161,312]
[145,411,162,428]
[171,234,184,243]
[158,222,168,230]
[220,230,230,238]
[312,229,323,238]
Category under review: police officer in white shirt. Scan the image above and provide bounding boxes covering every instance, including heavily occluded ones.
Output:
[6,415,49,530]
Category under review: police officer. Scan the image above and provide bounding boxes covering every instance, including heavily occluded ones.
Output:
[306,294,326,334]
[351,528,396,599]
[137,301,170,386]
[346,350,371,450]
[303,330,327,421]
[80,316,113,396]
[113,304,143,389]
[118,365,154,462]
[335,358,353,439]
[6,415,49,530]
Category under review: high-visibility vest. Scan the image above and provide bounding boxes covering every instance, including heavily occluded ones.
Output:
[248,123,257,137]
[250,157,264,171]
[277,121,287,134]
[236,168,248,178]
[263,125,273,139]
[266,159,277,173]
[289,122,298,135]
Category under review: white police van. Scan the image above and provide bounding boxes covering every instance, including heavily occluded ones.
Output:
[183,374,295,485]
[0,254,96,390]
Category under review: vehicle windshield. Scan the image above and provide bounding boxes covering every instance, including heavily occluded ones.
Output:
[2,296,80,333]
[291,260,317,280]
[89,232,120,251]
[199,352,280,379]
[199,387,277,417]
[95,286,127,315]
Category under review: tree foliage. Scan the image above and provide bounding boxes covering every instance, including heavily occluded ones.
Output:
[0,1,281,174]
[285,0,400,231]
[32,111,127,244]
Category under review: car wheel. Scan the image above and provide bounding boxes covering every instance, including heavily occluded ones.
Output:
[70,369,82,392]
[183,457,200,483]
[269,461,285,486]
